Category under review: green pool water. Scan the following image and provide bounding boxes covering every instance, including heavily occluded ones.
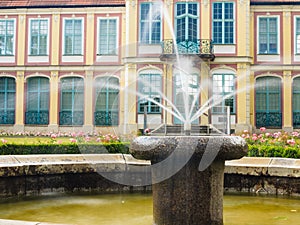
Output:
[0,193,299,225]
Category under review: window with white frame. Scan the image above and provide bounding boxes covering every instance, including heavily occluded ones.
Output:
[63,19,83,55]
[212,2,235,44]
[295,17,300,54]
[139,2,162,44]
[94,76,119,126]
[98,18,117,55]
[0,19,15,56]
[212,74,236,114]
[59,77,84,125]
[0,77,15,124]
[25,77,49,125]
[138,73,162,113]
[29,19,48,55]
[258,17,278,54]
[175,2,199,41]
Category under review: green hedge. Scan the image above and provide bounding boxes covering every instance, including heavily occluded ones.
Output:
[248,144,300,159]
[0,142,130,155]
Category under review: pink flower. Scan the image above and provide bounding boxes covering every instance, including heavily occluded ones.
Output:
[144,128,150,134]
[96,138,101,142]
[292,132,299,137]
[85,136,91,142]
[69,138,77,143]
[287,139,296,146]
[265,132,271,137]
[51,133,57,139]
[57,140,63,144]
[253,133,257,137]
[252,136,258,141]
[260,127,266,132]
[241,134,246,138]
[1,139,7,144]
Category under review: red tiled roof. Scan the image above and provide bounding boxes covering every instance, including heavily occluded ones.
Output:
[0,0,125,8]
[251,0,300,3]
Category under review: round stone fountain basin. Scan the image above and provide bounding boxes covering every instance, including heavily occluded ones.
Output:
[130,136,248,225]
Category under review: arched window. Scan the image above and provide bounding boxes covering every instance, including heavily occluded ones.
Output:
[0,77,15,124]
[255,76,282,128]
[293,77,300,128]
[173,73,198,124]
[94,76,119,126]
[138,73,162,114]
[212,74,236,114]
[59,77,84,125]
[25,77,50,125]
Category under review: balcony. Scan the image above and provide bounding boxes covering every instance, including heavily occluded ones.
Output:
[160,39,215,61]
[25,110,49,125]
[0,110,15,124]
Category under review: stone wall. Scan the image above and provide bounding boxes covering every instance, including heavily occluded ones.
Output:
[0,155,299,198]
[224,157,300,196]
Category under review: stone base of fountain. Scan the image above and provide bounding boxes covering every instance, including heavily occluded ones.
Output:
[130,136,248,225]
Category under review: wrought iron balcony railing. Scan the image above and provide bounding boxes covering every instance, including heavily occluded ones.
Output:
[94,110,119,126]
[59,110,84,126]
[161,39,214,59]
[256,112,282,128]
[0,110,15,124]
[25,110,49,125]
[293,112,300,128]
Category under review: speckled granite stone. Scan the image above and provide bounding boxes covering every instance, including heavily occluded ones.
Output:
[130,136,248,225]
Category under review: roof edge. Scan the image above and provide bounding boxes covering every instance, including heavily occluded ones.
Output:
[251,1,300,5]
[0,4,125,10]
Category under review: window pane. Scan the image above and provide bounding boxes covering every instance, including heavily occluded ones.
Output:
[212,74,236,113]
[225,3,234,20]
[212,2,235,44]
[64,19,82,55]
[256,93,267,111]
[138,74,162,113]
[94,77,119,126]
[7,92,15,109]
[213,3,222,20]
[99,19,117,54]
[259,17,278,54]
[139,2,161,44]
[0,20,15,55]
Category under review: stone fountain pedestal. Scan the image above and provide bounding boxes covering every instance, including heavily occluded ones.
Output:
[130,136,248,225]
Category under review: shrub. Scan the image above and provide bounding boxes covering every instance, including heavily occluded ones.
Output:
[0,142,130,155]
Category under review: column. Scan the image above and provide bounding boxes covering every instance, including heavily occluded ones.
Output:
[283,71,292,132]
[283,11,292,65]
[14,71,25,132]
[165,64,173,125]
[86,13,95,65]
[48,71,59,131]
[17,15,26,66]
[83,71,94,133]
[236,63,252,133]
[51,14,60,65]
[127,64,138,133]
[249,70,255,132]
[200,62,209,125]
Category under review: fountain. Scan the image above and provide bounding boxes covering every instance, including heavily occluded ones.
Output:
[130,136,247,225]
[87,1,249,224]
[121,2,248,224]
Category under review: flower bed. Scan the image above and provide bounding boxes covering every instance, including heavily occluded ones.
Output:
[241,127,300,159]
[0,131,129,155]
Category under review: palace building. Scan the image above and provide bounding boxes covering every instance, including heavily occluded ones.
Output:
[0,0,299,135]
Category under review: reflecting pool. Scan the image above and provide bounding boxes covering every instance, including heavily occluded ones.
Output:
[0,193,299,225]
